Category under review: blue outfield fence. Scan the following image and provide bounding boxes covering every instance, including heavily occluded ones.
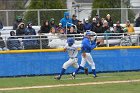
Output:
[0,48,140,77]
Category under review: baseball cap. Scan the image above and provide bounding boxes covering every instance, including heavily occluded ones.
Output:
[78,20,82,22]
[72,14,77,17]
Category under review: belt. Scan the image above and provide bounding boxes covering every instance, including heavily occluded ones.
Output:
[70,57,77,59]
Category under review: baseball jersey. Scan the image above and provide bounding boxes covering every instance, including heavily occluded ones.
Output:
[81,37,97,53]
[64,44,81,58]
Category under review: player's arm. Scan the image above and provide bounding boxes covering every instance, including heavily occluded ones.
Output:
[82,52,86,58]
[63,44,68,52]
[84,40,96,49]
[64,48,67,52]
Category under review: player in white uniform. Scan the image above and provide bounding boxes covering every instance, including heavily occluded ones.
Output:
[54,38,81,80]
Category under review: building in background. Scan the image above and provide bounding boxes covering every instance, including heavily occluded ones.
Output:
[67,0,93,22]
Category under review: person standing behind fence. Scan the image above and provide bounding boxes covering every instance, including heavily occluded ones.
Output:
[13,16,23,30]
[40,20,51,33]
[60,12,72,28]
[24,22,36,35]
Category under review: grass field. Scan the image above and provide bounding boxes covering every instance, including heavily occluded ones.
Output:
[0,71,140,93]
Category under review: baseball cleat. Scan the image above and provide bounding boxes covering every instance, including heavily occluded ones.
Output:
[84,68,88,75]
[54,75,61,80]
[71,73,75,79]
[93,75,98,78]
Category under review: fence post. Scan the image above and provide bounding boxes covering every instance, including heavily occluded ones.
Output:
[37,10,40,26]
[96,8,99,16]
[6,11,9,26]
[126,8,128,21]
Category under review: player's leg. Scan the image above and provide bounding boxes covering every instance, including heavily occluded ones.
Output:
[86,53,97,78]
[72,58,79,68]
[55,59,73,80]
[74,56,86,74]
[71,59,79,79]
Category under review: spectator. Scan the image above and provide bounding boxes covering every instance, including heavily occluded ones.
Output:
[16,22,25,36]
[125,20,135,33]
[23,32,38,50]
[83,18,91,32]
[95,14,101,23]
[58,28,65,34]
[72,14,78,25]
[50,18,57,28]
[113,21,124,33]
[48,27,58,40]
[102,20,110,33]
[36,30,49,49]
[60,12,72,28]
[25,22,36,35]
[67,26,77,38]
[13,16,23,30]
[91,18,97,32]
[76,20,84,34]
[56,23,63,32]
[135,14,140,27]
[0,20,3,29]
[40,20,51,33]
[105,14,113,27]
[94,22,103,33]
[0,32,8,51]
[57,28,67,39]
[101,18,105,26]
[7,31,22,50]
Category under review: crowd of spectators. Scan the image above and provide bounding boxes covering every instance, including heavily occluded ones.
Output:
[0,12,139,50]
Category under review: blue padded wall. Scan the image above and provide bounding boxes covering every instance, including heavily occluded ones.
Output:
[0,48,140,76]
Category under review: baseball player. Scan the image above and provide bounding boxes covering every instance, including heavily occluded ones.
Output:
[72,31,100,78]
[55,37,83,80]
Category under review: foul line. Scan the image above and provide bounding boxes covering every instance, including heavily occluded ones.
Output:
[0,79,140,91]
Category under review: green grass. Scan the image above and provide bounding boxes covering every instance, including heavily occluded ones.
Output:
[0,71,140,93]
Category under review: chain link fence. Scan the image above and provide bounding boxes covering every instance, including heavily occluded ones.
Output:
[0,8,140,26]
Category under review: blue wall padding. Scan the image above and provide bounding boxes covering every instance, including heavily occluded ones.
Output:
[0,49,140,76]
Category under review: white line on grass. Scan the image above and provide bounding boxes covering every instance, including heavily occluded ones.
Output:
[0,79,140,91]
[62,75,115,80]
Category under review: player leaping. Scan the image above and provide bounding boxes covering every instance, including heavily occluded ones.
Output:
[54,38,87,80]
[71,31,100,78]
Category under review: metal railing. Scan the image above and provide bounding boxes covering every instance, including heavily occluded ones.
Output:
[0,33,140,51]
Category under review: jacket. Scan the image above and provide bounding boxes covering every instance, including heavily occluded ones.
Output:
[60,12,72,28]
[81,37,97,53]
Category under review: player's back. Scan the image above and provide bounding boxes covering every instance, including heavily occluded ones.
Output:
[65,44,79,58]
